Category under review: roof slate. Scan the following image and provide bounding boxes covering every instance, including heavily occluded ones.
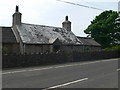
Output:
[16,23,82,45]
[2,27,17,43]
[77,37,101,46]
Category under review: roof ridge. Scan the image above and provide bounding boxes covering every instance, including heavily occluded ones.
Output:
[22,23,62,29]
[0,26,11,28]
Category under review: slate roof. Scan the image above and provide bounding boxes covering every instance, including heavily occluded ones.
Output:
[77,37,101,46]
[2,27,17,43]
[16,23,83,45]
[1,25,101,47]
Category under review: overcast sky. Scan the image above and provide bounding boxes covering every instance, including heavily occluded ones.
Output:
[0,0,119,37]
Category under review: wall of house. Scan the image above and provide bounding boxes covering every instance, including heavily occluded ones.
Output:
[59,45,101,53]
[2,43,101,54]
[24,44,51,54]
[83,46,101,52]
[24,44,84,54]
[60,45,84,52]
[2,43,20,54]
[12,26,25,54]
[24,44,101,54]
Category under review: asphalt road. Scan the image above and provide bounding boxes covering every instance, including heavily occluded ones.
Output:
[2,58,119,89]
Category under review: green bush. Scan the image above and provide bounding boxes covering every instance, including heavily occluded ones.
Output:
[104,45,120,50]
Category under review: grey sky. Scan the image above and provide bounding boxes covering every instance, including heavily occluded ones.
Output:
[0,0,119,37]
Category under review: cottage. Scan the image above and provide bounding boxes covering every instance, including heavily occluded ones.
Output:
[2,6,101,54]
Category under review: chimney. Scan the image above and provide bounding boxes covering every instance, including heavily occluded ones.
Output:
[62,16,71,31]
[12,5,22,26]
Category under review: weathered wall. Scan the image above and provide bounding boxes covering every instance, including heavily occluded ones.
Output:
[2,43,20,54]
[9,44,101,54]
[60,45,84,52]
[2,43,101,54]
[83,46,101,52]
[2,50,119,69]
[24,44,51,54]
[12,26,24,54]
[24,44,101,54]
[59,45,101,53]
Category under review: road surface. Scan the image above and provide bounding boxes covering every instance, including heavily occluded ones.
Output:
[2,58,119,89]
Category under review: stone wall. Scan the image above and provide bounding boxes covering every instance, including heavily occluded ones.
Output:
[60,45,84,52]
[2,43,19,54]
[24,44,51,54]
[60,45,101,53]
[2,50,119,69]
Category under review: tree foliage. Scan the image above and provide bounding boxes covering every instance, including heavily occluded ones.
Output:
[84,10,120,48]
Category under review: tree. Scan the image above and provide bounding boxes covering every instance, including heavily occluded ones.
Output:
[84,10,120,48]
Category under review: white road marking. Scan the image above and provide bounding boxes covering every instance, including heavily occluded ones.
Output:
[2,58,119,75]
[43,78,88,90]
[117,69,120,71]
[2,67,53,75]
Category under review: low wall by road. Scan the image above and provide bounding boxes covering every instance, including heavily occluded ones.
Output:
[2,50,120,69]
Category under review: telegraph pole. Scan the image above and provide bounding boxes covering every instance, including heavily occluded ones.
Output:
[115,1,120,25]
